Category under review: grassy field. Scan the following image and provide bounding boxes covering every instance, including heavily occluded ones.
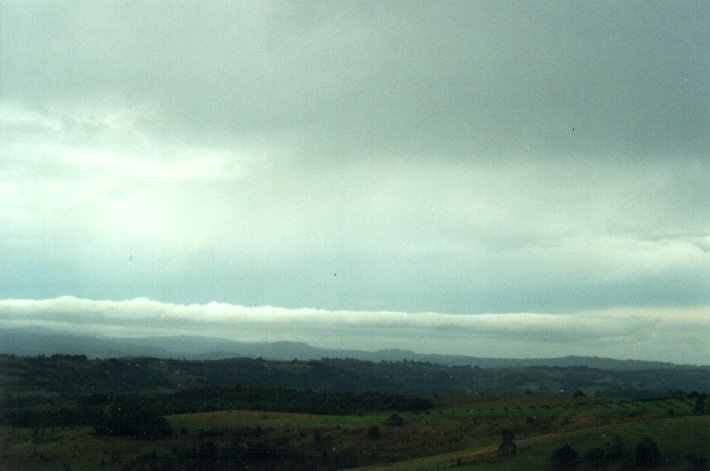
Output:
[1,394,707,470]
[356,415,710,470]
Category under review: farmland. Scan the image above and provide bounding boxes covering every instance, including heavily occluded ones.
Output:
[2,392,708,469]
[1,354,709,469]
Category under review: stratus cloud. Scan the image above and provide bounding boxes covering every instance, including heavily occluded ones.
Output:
[1,297,708,364]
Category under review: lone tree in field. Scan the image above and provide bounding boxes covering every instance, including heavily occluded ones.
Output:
[498,429,517,456]
[551,444,579,469]
[635,436,662,468]
[584,448,606,469]
[367,426,381,440]
[605,434,627,461]
[385,413,404,427]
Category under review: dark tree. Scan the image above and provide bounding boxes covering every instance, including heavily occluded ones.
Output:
[367,426,381,439]
[605,434,626,460]
[551,445,579,469]
[223,437,244,466]
[686,454,708,471]
[584,448,606,469]
[385,413,404,427]
[244,442,280,463]
[498,429,517,456]
[635,436,662,468]
[92,400,171,440]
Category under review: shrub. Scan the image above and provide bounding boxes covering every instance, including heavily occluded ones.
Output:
[498,429,517,456]
[605,434,626,460]
[367,426,381,439]
[585,448,606,468]
[385,413,404,427]
[550,445,579,469]
[686,454,708,471]
[635,436,662,468]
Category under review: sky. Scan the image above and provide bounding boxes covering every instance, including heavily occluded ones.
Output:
[1,1,708,363]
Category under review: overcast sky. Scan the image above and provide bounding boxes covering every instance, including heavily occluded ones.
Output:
[1,1,708,363]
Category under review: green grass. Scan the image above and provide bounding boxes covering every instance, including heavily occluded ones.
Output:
[167,409,391,432]
[2,395,707,471]
[351,415,710,470]
[473,415,710,470]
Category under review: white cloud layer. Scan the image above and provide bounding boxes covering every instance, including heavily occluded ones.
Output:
[1,297,708,364]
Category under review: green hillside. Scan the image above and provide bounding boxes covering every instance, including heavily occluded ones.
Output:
[2,392,708,470]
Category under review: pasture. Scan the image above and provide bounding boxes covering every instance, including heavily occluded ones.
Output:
[2,394,707,470]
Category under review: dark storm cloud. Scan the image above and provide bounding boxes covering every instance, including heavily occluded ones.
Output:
[2,1,707,160]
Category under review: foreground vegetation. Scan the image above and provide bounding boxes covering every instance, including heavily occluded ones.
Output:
[1,354,709,469]
[2,393,708,470]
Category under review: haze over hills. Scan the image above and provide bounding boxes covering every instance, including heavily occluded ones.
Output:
[1,326,705,371]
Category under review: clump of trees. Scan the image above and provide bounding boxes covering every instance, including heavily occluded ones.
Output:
[550,444,579,468]
[2,386,432,432]
[605,434,628,462]
[367,426,381,439]
[498,429,517,456]
[584,448,605,468]
[385,413,404,427]
[692,393,710,414]
[686,454,708,470]
[155,386,433,416]
[549,436,664,469]
[634,436,662,468]
[92,397,171,440]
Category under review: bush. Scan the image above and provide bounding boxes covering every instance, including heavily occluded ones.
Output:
[93,401,171,440]
[605,434,626,460]
[635,436,662,468]
[686,454,708,471]
[385,413,404,427]
[367,426,381,439]
[585,448,606,468]
[551,445,579,469]
[499,429,517,456]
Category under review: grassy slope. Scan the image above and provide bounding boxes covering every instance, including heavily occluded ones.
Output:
[1,395,707,470]
[353,415,710,470]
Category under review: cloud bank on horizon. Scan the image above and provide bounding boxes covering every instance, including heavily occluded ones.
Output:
[1,1,708,362]
[1,297,709,364]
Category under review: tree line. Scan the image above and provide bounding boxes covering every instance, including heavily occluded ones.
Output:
[1,385,433,431]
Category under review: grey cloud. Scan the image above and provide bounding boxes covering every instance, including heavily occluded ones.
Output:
[2,1,707,160]
[1,104,708,313]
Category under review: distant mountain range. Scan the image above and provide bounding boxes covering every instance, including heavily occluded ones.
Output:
[0,326,704,371]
